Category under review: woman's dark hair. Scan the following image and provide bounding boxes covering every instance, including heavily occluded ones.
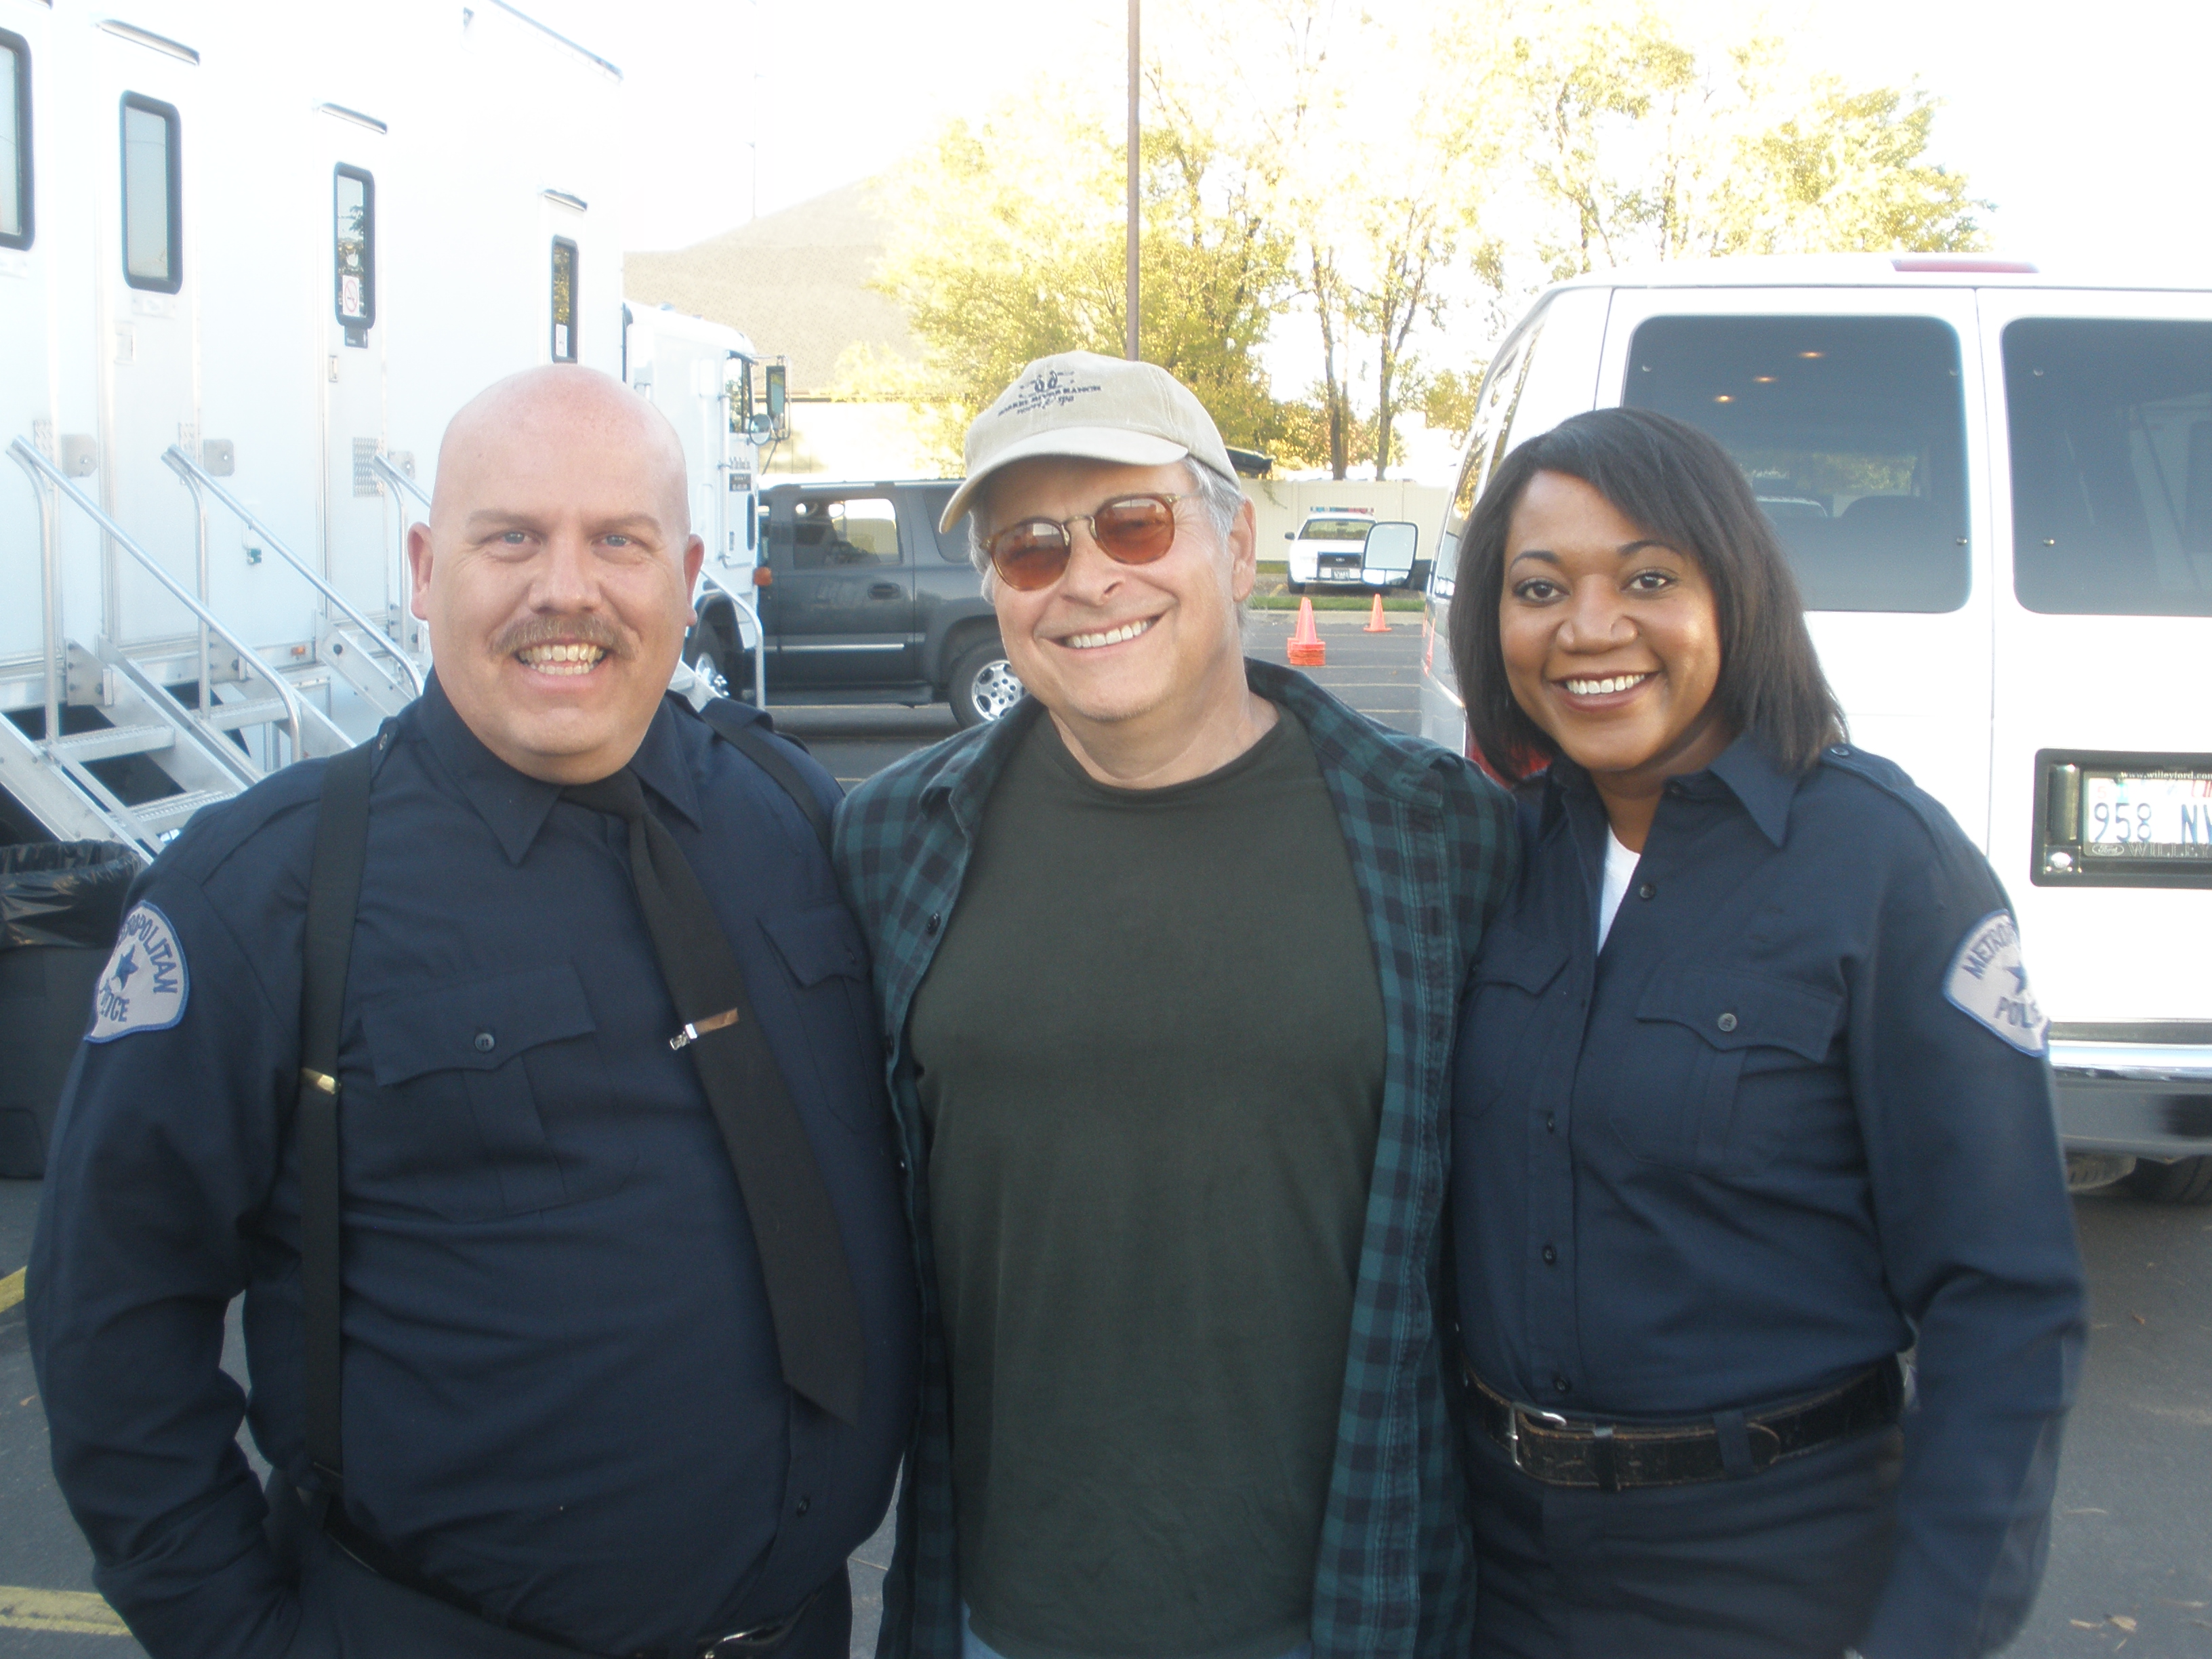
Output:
[1448,406,1845,781]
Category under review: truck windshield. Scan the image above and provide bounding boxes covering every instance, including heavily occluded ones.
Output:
[2005,318,2212,617]
[1300,519,1371,542]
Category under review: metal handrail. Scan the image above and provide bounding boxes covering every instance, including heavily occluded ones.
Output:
[163,446,424,699]
[7,438,64,752]
[367,453,431,666]
[696,568,768,708]
[11,436,305,758]
[369,451,430,511]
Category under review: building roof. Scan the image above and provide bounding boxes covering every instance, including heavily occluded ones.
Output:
[623,180,919,395]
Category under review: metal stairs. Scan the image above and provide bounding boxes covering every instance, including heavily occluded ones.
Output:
[5,434,422,862]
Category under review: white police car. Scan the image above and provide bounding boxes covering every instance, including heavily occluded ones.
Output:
[1282,507,1423,595]
[1418,253,2212,1202]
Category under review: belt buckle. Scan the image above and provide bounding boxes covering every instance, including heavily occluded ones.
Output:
[699,1614,798,1658]
[1507,1404,1570,1473]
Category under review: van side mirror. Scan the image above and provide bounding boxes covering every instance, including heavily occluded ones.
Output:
[1363,521,1420,562]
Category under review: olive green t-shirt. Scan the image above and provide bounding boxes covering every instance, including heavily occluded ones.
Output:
[909,705,1386,1659]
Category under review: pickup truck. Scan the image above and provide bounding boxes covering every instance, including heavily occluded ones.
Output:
[684,478,1025,728]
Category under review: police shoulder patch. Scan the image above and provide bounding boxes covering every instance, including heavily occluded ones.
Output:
[87,902,190,1042]
[1943,909,2047,1057]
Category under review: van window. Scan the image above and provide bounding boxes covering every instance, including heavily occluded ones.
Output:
[1,31,30,249]
[333,165,373,337]
[2005,319,2212,617]
[1624,316,1970,613]
[1300,518,1372,543]
[1488,329,1542,487]
[550,237,577,362]
[121,94,180,292]
[791,496,900,569]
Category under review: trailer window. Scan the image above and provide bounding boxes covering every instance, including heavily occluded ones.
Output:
[2006,319,2212,617]
[1625,315,1970,613]
[333,165,373,340]
[120,94,180,292]
[1,31,29,250]
[791,496,899,570]
[550,237,577,363]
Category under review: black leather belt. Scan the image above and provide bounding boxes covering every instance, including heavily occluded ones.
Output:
[1465,1361,1901,1491]
[318,1495,815,1658]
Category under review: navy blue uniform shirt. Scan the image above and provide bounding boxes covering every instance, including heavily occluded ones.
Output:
[1452,736,2086,1659]
[29,680,920,1659]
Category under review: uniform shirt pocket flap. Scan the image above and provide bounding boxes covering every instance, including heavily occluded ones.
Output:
[363,964,598,1087]
[1471,924,1570,996]
[1635,969,1840,1062]
[759,903,869,987]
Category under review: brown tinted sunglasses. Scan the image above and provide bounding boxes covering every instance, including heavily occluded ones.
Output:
[981,493,1185,591]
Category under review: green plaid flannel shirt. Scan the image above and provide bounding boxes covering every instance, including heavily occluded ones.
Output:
[832,659,1517,1659]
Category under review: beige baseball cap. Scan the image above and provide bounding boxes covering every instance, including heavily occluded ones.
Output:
[938,350,1239,535]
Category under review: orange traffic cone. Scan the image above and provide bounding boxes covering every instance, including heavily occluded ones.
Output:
[1288,596,1326,667]
[1363,593,1391,633]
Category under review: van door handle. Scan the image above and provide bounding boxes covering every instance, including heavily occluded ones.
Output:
[868,583,902,600]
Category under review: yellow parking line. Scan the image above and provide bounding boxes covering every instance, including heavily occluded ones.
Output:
[0,1267,24,1315]
[0,1586,129,1634]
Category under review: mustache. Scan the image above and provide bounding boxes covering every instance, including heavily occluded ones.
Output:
[492,613,632,658]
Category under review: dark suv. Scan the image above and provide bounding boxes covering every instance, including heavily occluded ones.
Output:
[686,478,1023,727]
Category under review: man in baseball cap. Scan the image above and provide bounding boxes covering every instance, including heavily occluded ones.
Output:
[838,352,1514,1659]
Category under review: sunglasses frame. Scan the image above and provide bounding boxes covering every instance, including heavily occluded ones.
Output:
[981,492,1187,591]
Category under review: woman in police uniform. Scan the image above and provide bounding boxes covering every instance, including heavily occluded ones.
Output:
[1446,409,2086,1659]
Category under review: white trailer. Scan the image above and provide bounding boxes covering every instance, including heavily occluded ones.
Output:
[1,0,625,859]
[623,303,771,701]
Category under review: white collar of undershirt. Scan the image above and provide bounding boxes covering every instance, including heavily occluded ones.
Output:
[1596,828,1641,950]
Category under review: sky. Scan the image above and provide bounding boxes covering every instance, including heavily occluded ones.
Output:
[525,0,2212,472]
[532,0,2212,275]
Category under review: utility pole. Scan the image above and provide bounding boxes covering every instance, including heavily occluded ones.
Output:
[1126,0,1140,361]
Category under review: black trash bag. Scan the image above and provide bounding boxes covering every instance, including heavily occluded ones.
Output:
[0,840,138,951]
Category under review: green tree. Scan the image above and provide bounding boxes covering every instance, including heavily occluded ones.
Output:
[867,89,1292,458]
[1500,1,1986,279]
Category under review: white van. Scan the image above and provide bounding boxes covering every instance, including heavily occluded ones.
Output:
[1419,253,2212,1200]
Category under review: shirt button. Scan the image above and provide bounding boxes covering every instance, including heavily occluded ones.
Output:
[924,912,942,936]
[1716,1011,1738,1033]
[794,1496,811,1517]
[1637,883,1656,901]
[1541,1244,1557,1265]
[1544,1112,1557,1134]
[472,1030,495,1053]
[1552,1374,1572,1395]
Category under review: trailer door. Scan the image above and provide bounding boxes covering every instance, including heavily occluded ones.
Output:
[321,149,392,636]
[98,33,201,655]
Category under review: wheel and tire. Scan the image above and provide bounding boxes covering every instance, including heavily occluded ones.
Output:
[687,606,743,701]
[2118,1153,2212,1205]
[949,638,1024,729]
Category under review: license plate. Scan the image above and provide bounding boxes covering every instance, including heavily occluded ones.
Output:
[2081,771,2212,858]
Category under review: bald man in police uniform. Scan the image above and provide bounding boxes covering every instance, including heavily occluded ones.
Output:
[30,368,918,1659]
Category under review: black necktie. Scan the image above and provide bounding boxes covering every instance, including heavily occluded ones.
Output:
[564,768,866,1425]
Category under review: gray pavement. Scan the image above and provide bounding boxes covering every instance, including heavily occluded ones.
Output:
[5,617,2209,1654]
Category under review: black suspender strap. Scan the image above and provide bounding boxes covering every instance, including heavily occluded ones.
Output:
[695,699,833,853]
[298,737,378,1493]
[293,705,827,1492]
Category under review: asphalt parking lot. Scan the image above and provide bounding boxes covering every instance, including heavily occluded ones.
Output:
[3,614,2207,1656]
